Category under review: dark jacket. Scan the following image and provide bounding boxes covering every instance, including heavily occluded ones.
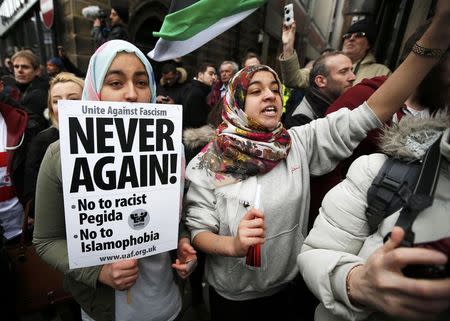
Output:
[182,80,212,130]
[284,86,334,129]
[60,56,85,78]
[24,126,59,215]
[16,76,49,121]
[156,67,189,105]
[91,23,129,48]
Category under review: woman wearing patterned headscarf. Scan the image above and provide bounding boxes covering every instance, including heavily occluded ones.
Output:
[184,25,449,319]
[34,40,194,321]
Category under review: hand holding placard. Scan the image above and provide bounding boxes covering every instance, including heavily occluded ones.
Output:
[98,259,139,290]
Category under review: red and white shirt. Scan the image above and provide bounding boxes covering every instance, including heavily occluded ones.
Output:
[0,113,23,240]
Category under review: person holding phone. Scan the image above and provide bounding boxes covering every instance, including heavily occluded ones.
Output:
[280,6,391,89]
[278,4,311,90]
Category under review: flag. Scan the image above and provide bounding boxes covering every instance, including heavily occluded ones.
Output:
[148,0,267,61]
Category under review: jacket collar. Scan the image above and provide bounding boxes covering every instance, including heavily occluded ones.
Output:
[380,111,449,161]
[352,52,376,68]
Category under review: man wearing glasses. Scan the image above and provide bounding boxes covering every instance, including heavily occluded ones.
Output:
[342,19,391,84]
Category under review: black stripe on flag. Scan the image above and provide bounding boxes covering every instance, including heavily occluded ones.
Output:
[168,0,200,14]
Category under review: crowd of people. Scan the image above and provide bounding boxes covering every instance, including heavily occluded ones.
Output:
[0,1,449,321]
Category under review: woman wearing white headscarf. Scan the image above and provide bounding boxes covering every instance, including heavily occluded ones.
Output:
[34,40,193,321]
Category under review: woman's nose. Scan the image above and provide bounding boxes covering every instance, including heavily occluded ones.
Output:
[125,83,138,102]
[263,87,276,100]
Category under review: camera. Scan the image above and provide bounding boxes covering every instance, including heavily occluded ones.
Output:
[402,240,450,279]
[403,263,449,279]
[82,6,109,21]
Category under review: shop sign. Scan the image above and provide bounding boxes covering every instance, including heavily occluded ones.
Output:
[0,0,38,37]
[40,0,53,29]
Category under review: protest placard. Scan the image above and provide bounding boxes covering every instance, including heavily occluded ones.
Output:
[58,100,182,268]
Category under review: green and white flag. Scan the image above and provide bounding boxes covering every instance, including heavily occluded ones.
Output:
[148,0,267,61]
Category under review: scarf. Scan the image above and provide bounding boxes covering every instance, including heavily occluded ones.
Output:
[304,86,333,119]
[82,39,156,102]
[197,65,291,186]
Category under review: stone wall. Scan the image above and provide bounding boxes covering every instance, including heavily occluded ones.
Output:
[56,0,111,72]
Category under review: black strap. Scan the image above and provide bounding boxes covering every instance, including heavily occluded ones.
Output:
[394,136,442,246]
[366,158,421,233]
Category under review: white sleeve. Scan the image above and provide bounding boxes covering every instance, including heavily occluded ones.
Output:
[289,102,382,176]
[184,174,219,240]
[298,153,386,320]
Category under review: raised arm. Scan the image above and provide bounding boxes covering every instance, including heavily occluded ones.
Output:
[279,21,310,88]
[367,1,450,122]
[281,21,296,60]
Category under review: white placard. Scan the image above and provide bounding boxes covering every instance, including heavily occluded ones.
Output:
[58,100,182,268]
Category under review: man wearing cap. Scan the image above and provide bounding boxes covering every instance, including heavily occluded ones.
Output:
[91,5,129,48]
[46,57,65,78]
[342,18,391,84]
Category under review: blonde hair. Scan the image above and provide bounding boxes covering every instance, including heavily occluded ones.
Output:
[48,72,84,126]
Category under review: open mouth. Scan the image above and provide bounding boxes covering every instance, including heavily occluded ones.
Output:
[262,106,278,116]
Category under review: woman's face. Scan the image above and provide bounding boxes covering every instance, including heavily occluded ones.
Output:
[51,81,83,122]
[244,71,282,130]
[100,53,151,103]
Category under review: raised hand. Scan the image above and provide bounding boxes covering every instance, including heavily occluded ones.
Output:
[348,227,450,320]
[282,21,296,59]
[98,259,139,290]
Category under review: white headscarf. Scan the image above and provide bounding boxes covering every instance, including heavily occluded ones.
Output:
[82,40,156,102]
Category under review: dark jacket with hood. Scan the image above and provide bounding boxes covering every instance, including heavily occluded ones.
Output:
[24,126,59,215]
[16,76,49,122]
[182,79,212,130]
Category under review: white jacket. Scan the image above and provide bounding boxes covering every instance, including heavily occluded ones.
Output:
[185,103,381,301]
[299,114,450,321]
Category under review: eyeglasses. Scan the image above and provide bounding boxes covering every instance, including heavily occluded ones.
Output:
[342,32,366,40]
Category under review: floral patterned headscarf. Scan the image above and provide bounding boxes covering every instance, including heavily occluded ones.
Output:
[82,40,156,102]
[198,64,291,186]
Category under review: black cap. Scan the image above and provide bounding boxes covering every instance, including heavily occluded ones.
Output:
[112,5,129,24]
[346,18,377,45]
